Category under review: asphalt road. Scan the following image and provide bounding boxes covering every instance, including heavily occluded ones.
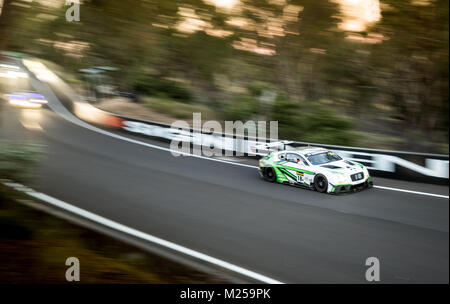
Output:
[0,76,448,283]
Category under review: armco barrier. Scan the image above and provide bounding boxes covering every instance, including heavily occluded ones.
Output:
[23,58,449,185]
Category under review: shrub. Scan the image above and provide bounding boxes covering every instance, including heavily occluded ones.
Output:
[223,95,259,121]
[270,100,354,146]
[134,77,192,102]
[247,81,275,97]
[142,97,214,120]
[270,98,305,140]
[301,103,354,146]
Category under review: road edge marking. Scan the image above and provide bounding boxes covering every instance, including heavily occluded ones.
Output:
[373,185,448,199]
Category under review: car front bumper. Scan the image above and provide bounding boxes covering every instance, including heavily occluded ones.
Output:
[332,178,373,194]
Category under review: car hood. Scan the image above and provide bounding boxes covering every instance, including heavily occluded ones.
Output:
[320,160,363,175]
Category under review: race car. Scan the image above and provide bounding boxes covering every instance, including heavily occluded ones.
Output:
[257,143,373,194]
[5,91,48,109]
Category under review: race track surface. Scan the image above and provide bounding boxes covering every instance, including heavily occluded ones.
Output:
[0,74,448,283]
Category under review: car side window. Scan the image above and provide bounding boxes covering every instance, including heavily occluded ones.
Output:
[286,153,299,163]
[299,156,309,166]
[286,153,308,165]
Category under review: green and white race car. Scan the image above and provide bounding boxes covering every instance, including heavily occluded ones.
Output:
[256,142,373,194]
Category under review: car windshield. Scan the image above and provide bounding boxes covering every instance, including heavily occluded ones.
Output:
[307,152,342,165]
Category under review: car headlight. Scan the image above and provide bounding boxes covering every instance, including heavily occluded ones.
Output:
[259,160,264,167]
[363,166,369,177]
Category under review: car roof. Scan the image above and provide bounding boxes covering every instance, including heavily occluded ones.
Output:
[280,146,328,155]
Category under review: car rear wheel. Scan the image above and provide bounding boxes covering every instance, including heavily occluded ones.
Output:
[263,167,276,182]
[314,174,328,193]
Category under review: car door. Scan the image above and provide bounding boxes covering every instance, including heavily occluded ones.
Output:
[285,153,310,183]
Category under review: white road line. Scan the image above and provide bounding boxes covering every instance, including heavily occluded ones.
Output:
[373,185,448,199]
[1,180,284,284]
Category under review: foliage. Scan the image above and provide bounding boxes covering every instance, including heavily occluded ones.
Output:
[270,98,304,140]
[0,0,448,152]
[247,81,275,98]
[223,95,259,121]
[271,99,354,146]
[142,97,213,119]
[300,103,354,146]
[134,77,192,102]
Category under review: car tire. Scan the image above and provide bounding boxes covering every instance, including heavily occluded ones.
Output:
[263,167,276,182]
[314,174,328,193]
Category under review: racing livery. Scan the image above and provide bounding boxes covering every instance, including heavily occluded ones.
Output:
[257,143,373,194]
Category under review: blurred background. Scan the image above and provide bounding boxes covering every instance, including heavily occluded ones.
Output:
[0,0,448,153]
[0,0,448,284]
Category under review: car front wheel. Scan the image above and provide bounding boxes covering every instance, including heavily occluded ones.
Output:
[263,167,276,182]
[314,174,328,193]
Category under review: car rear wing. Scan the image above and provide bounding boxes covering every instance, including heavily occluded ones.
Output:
[250,141,294,156]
